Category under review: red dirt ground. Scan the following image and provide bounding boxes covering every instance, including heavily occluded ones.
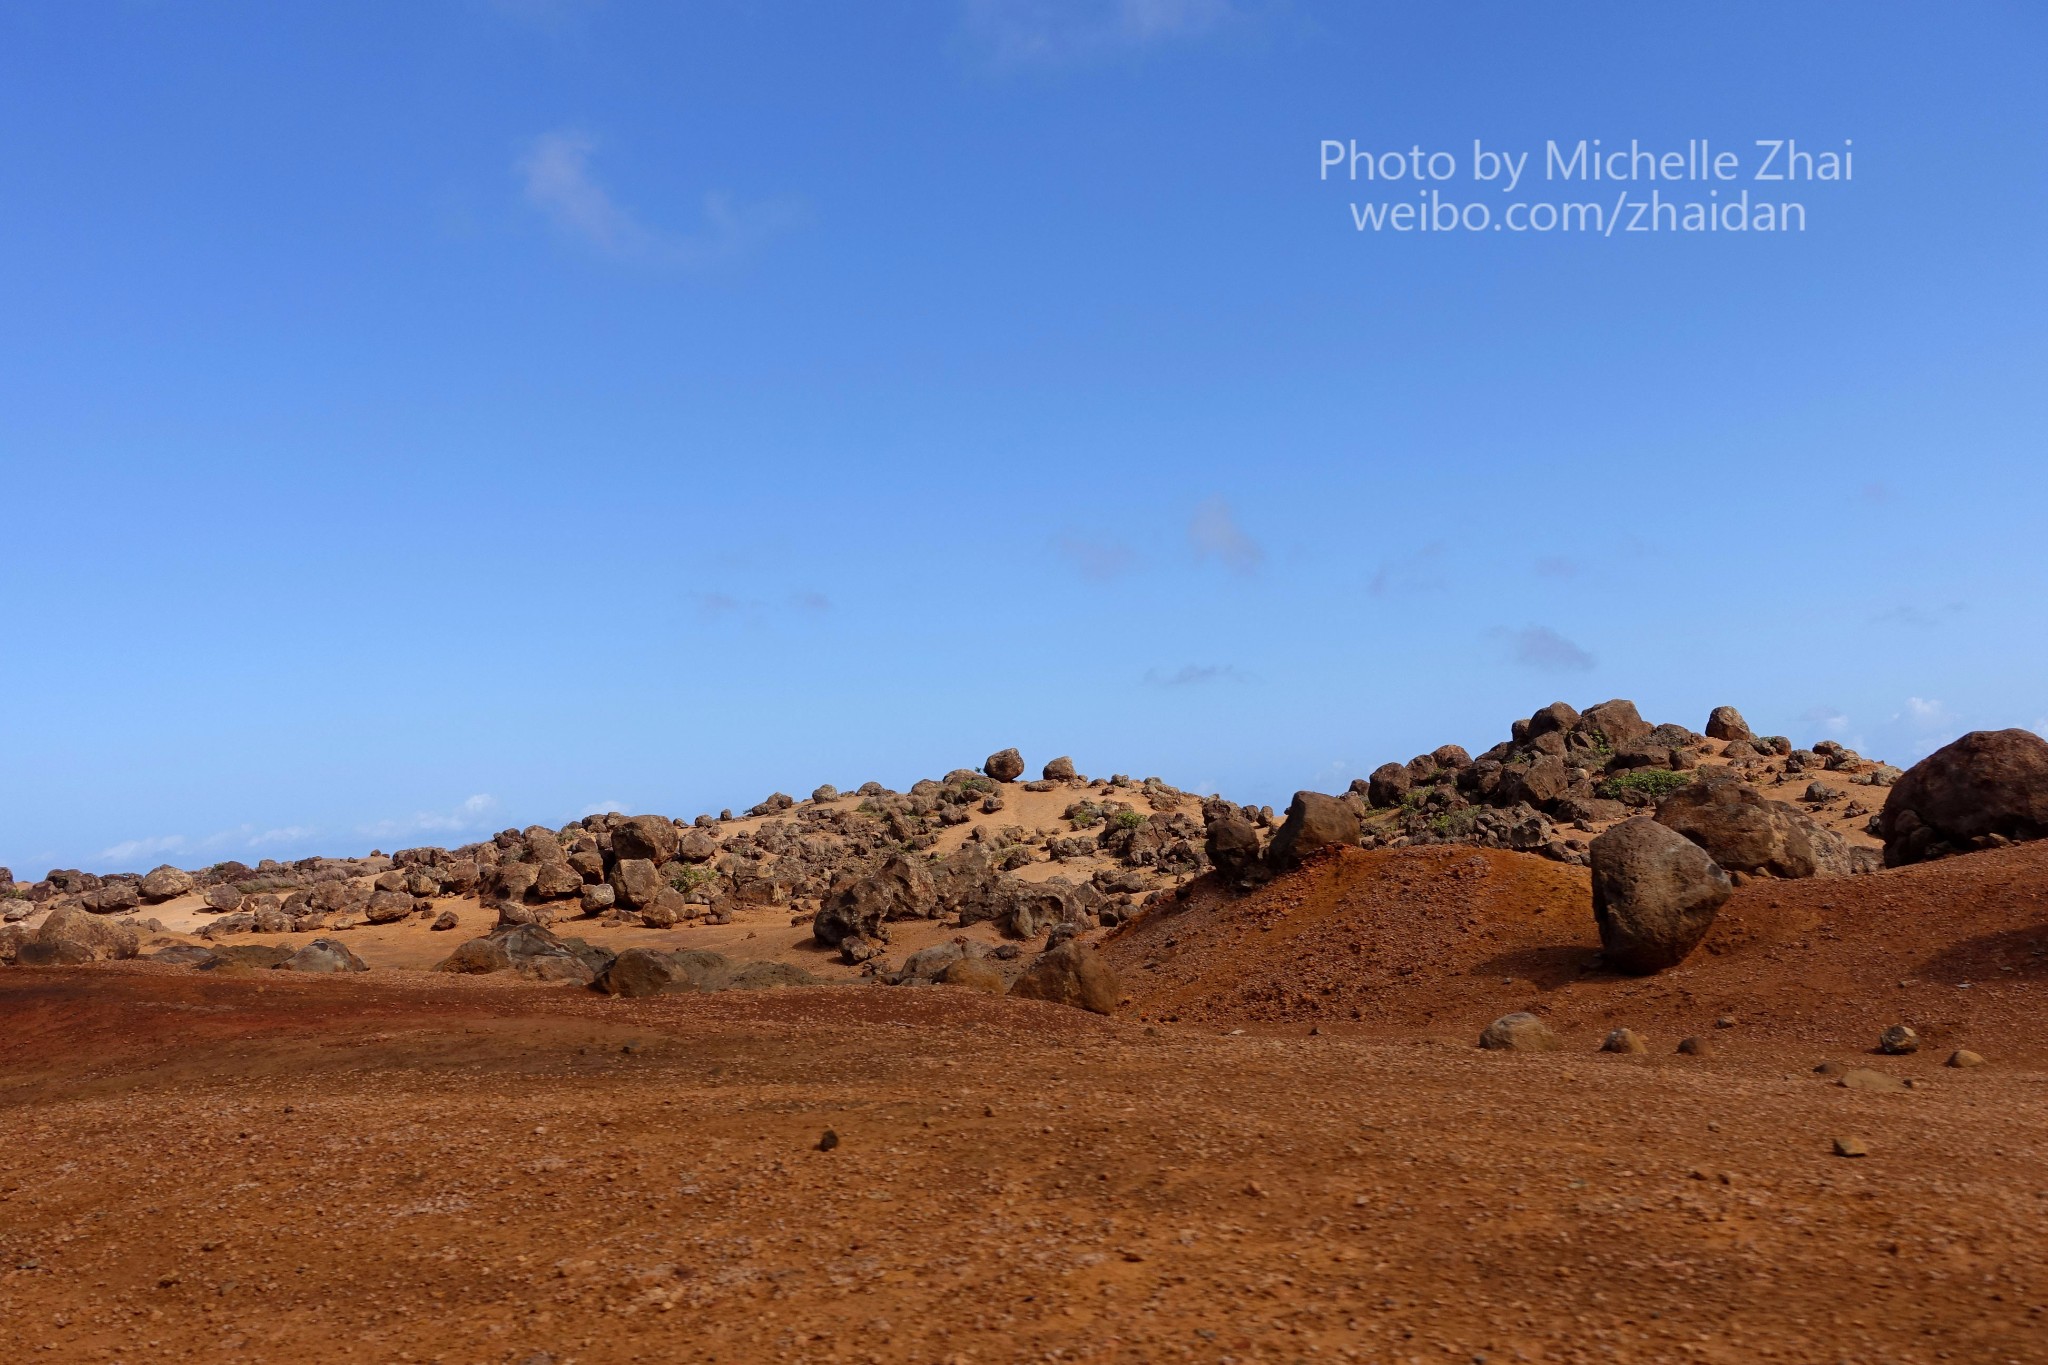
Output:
[3,844,2047,1364]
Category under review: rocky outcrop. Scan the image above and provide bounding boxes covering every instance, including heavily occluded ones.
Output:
[1654,771,1834,878]
[1589,817,1732,973]
[19,906,141,964]
[1008,941,1119,1014]
[1879,729,2048,865]
[1265,792,1360,871]
[813,854,936,946]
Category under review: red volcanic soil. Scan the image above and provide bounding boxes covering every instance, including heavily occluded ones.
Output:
[1,846,2047,1363]
[1106,841,2048,1060]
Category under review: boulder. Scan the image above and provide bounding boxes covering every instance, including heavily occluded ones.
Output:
[675,829,720,863]
[1879,729,2048,865]
[1655,771,1831,878]
[199,943,295,972]
[1577,699,1653,749]
[608,858,662,911]
[1265,791,1360,871]
[1042,756,1076,781]
[940,958,1007,994]
[435,937,513,974]
[1366,762,1412,809]
[593,947,686,998]
[81,882,138,915]
[1479,1012,1560,1052]
[492,861,541,902]
[138,865,195,903]
[813,854,936,946]
[579,882,617,916]
[985,748,1026,783]
[1497,755,1570,810]
[1589,817,1732,973]
[363,890,416,924]
[531,860,583,901]
[203,884,244,913]
[277,938,369,973]
[430,910,460,931]
[19,906,140,964]
[1203,806,1268,891]
[1524,702,1581,740]
[1007,941,1119,1014]
[612,815,681,866]
[1704,706,1752,742]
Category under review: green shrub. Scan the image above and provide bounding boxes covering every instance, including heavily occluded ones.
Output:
[667,864,719,895]
[1596,769,1694,801]
[1110,809,1147,832]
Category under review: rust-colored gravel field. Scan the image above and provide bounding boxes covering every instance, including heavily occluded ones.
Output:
[4,910,2047,1365]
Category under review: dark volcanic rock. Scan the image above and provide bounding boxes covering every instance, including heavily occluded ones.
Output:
[1008,941,1119,1014]
[1265,792,1361,871]
[985,748,1026,783]
[1589,817,1732,973]
[1879,729,2048,866]
[1655,771,1831,878]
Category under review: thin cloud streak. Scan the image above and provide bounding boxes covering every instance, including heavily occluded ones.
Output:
[518,130,803,268]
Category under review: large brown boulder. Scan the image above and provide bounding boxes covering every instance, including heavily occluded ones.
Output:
[1203,806,1268,891]
[1577,699,1652,748]
[1042,756,1077,781]
[608,858,663,911]
[1265,791,1360,871]
[1366,762,1412,809]
[1654,771,1832,878]
[675,829,720,863]
[1497,755,1570,810]
[138,865,195,903]
[593,947,685,998]
[1525,701,1581,739]
[19,906,141,964]
[277,938,369,973]
[1008,941,1119,1014]
[813,854,936,946]
[985,748,1026,783]
[1704,705,1752,742]
[1589,818,1732,973]
[612,815,681,866]
[1879,729,2048,866]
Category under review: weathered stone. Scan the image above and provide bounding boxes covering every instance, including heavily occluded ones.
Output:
[1705,706,1753,742]
[608,858,662,911]
[612,815,681,867]
[277,938,369,973]
[1655,772,1831,879]
[985,748,1026,783]
[1479,1012,1559,1052]
[1589,818,1731,974]
[138,865,195,903]
[1879,729,2048,865]
[1265,791,1360,871]
[1008,941,1119,1014]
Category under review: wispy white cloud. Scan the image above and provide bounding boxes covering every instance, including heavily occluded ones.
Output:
[358,794,500,842]
[964,0,1236,63]
[1491,625,1596,673]
[98,834,187,867]
[1801,705,1851,737]
[1188,497,1264,575]
[1144,663,1249,687]
[518,131,803,268]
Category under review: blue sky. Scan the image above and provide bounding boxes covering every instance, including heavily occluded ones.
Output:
[3,1,2045,874]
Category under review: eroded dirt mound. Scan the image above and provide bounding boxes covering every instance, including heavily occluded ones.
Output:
[1108,841,2048,1056]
